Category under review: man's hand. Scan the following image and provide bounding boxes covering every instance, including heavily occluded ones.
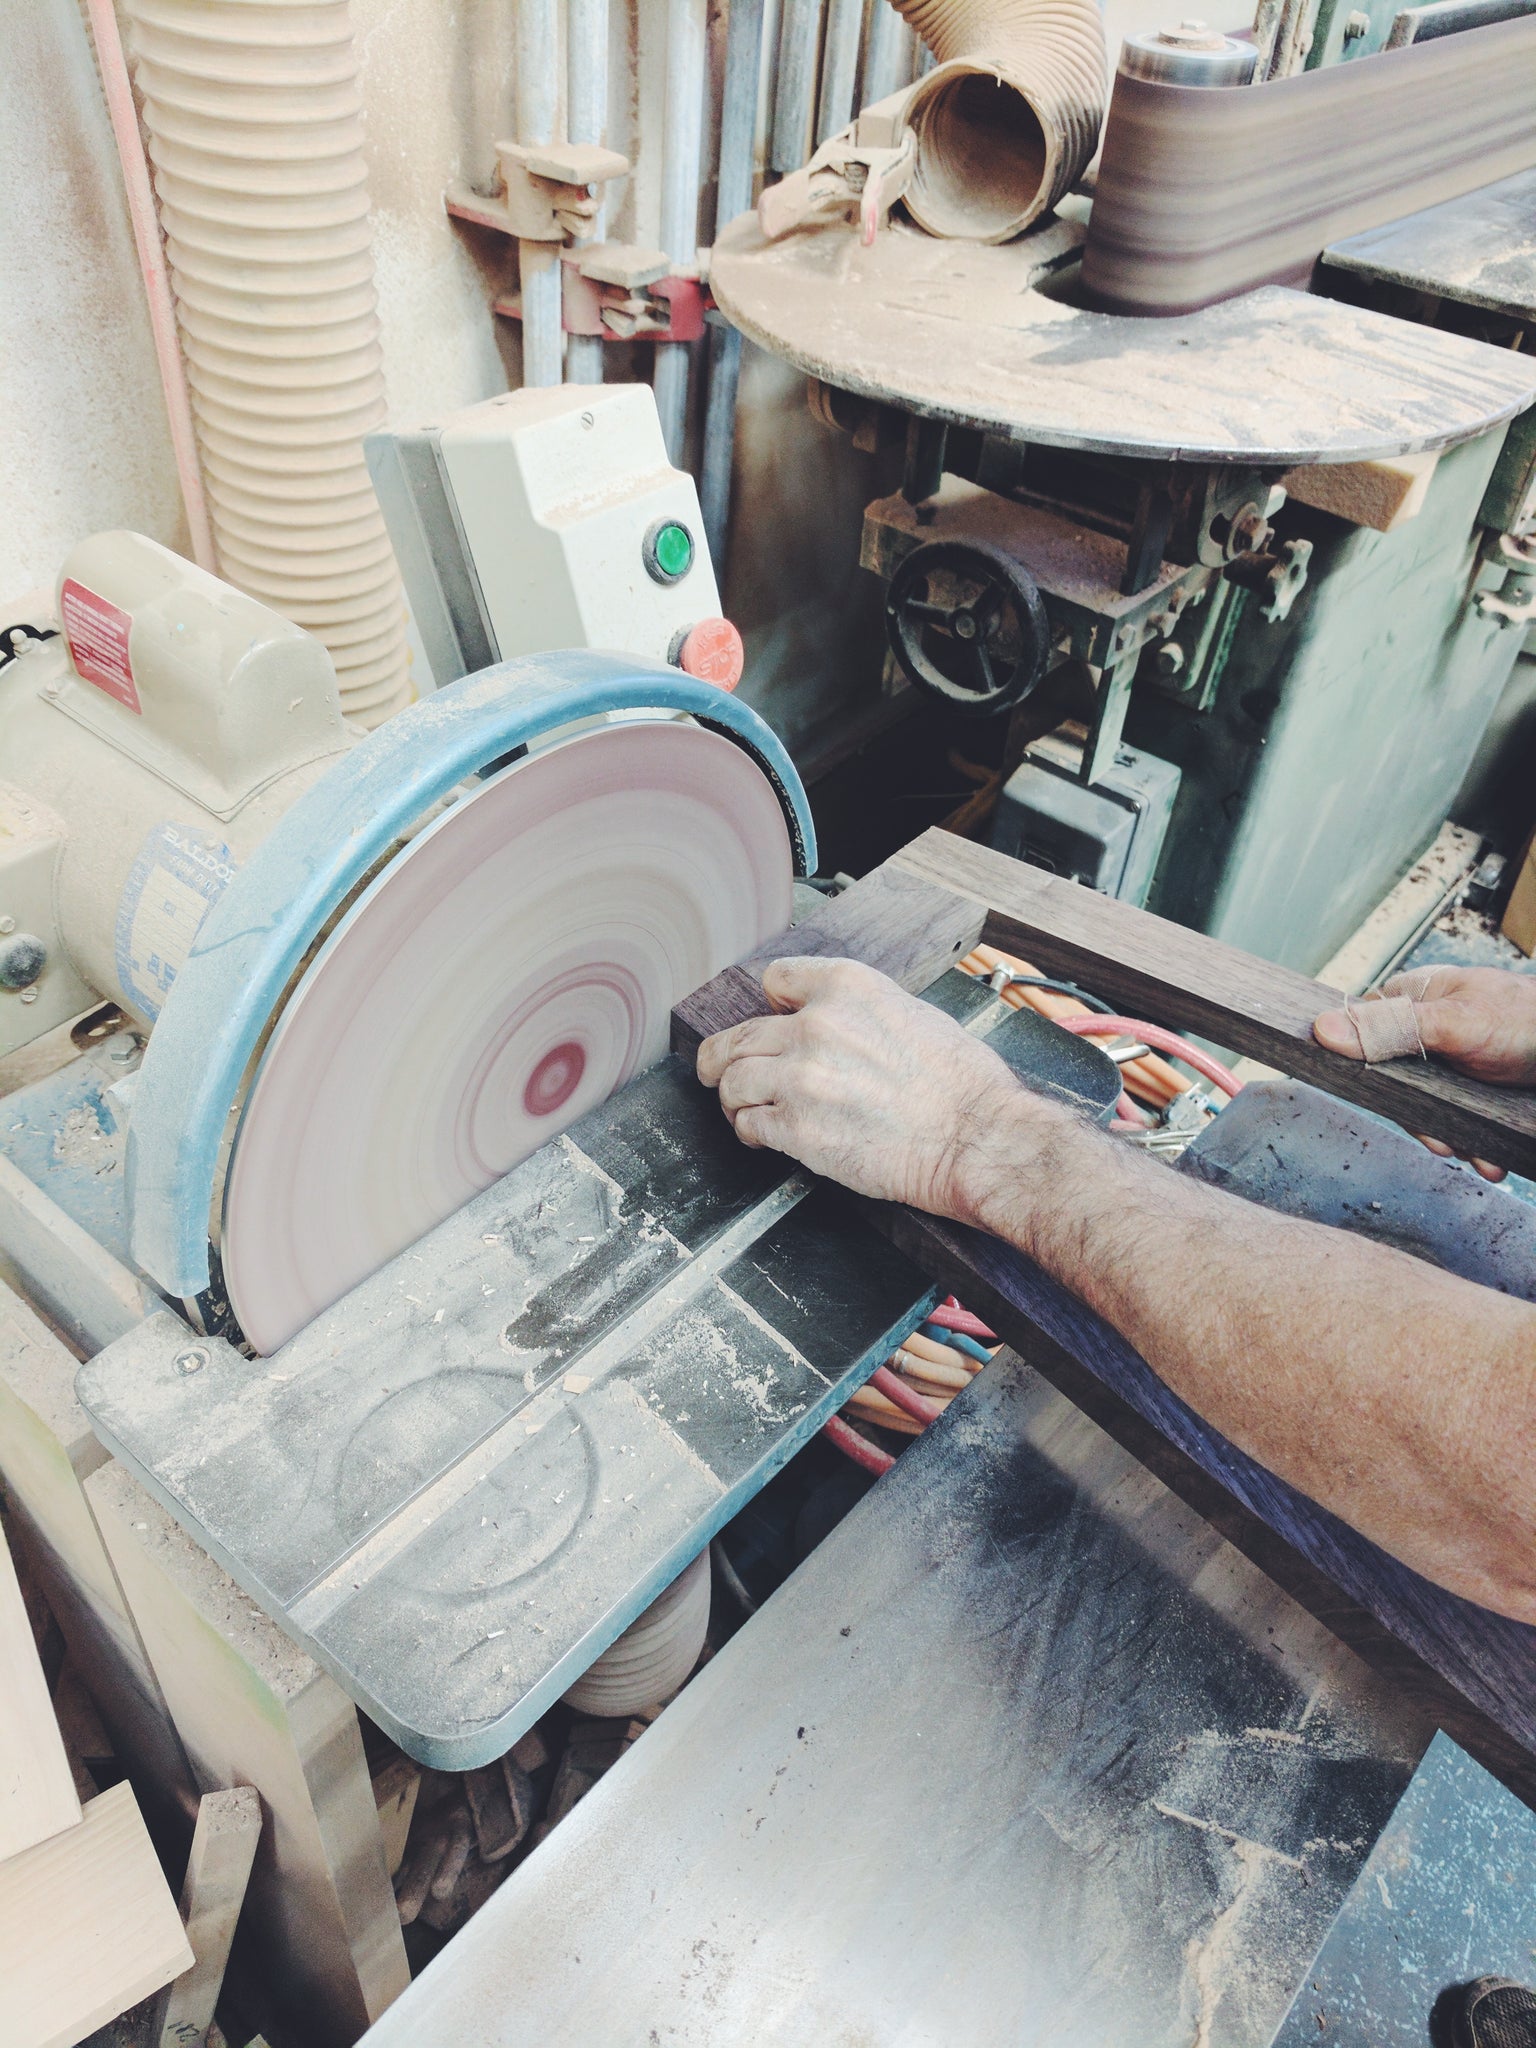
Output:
[695,957,1046,1219]
[1314,964,1536,1086]
[1314,965,1536,1180]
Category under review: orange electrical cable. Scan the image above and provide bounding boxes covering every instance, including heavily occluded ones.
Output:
[961,945,1188,1106]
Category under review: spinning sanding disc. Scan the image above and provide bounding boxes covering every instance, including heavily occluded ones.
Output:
[222,718,793,1353]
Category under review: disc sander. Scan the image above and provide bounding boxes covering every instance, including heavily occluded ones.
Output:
[222,718,793,1353]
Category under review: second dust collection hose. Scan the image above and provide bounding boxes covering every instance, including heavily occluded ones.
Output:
[122,0,412,726]
[888,0,1106,239]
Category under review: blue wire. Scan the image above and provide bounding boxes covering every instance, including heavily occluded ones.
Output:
[920,1323,993,1364]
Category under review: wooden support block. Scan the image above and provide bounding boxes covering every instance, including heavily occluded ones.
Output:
[0,1513,80,1859]
[575,242,671,288]
[0,1781,193,2048]
[508,140,629,187]
[1281,451,1438,530]
[85,1468,408,2048]
[0,1283,194,1829]
[154,1786,262,2048]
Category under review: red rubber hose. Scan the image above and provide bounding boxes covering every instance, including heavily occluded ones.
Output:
[928,1303,997,1342]
[1052,1016,1244,1100]
[870,1364,942,1424]
[823,1415,895,1474]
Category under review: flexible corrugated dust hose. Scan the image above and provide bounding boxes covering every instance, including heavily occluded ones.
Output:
[888,0,1106,239]
[122,0,412,725]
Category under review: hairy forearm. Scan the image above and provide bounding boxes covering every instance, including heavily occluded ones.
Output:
[955,1090,1536,1621]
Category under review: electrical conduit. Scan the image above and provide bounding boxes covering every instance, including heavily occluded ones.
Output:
[565,0,609,384]
[120,0,411,726]
[654,0,707,461]
[516,0,564,388]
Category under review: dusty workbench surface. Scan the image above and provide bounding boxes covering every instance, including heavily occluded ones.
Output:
[357,1356,1427,2048]
[1323,167,1536,323]
[709,212,1536,464]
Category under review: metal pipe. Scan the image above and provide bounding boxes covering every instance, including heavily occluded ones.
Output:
[518,0,564,387]
[566,0,608,382]
[818,0,866,139]
[83,0,216,572]
[655,0,707,459]
[772,0,824,170]
[861,0,918,106]
[700,0,769,563]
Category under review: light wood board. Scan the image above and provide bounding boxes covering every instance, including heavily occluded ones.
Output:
[0,1514,80,1860]
[0,1780,192,2048]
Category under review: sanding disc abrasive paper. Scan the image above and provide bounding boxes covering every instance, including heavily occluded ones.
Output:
[221,718,793,1353]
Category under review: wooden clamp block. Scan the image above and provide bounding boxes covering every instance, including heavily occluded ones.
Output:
[512,141,628,187]
[575,241,671,289]
[444,137,629,245]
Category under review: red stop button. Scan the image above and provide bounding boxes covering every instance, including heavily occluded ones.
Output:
[673,616,744,691]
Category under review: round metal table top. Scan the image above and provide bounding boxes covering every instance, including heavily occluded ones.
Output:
[709,211,1536,466]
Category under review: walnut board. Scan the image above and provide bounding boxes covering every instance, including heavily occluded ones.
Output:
[677,829,1536,1178]
[0,1780,192,2048]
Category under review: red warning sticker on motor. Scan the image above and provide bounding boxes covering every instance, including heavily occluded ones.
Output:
[60,577,141,714]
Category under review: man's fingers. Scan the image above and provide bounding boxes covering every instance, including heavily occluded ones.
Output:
[1416,1134,1453,1157]
[760,955,883,1014]
[696,1013,796,1087]
[717,1055,783,1117]
[1473,1158,1508,1183]
[1312,1006,1366,1059]
[733,1104,789,1153]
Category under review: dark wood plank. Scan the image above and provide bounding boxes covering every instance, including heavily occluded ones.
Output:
[871,1199,1536,1773]
[892,829,1536,1178]
[671,860,986,1056]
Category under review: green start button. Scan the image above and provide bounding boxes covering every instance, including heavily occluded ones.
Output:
[643,517,695,585]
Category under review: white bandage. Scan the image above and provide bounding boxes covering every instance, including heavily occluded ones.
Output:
[1342,995,1426,1062]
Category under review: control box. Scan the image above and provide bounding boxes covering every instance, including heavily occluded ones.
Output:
[991,725,1181,907]
[366,384,742,691]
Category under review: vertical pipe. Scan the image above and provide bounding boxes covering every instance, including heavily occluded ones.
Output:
[771,0,823,169]
[83,0,217,571]
[817,0,865,140]
[566,0,607,383]
[518,0,564,387]
[861,0,916,105]
[655,0,707,460]
[121,0,411,724]
[700,0,769,564]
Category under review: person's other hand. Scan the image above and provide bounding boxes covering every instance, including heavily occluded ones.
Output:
[1313,964,1536,1181]
[695,956,1035,1218]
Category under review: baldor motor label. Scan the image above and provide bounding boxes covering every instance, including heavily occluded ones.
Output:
[60,578,141,714]
[115,822,238,1021]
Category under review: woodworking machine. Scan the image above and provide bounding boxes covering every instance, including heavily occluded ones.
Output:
[713,6,1536,972]
[0,456,1134,1770]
